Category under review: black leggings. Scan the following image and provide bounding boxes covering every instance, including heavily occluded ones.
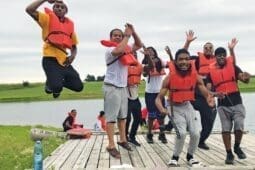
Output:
[42,57,83,94]
[126,98,142,139]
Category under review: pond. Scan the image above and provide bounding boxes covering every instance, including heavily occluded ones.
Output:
[0,93,254,133]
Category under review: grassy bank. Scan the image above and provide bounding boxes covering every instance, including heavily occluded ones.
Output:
[0,77,255,102]
[0,125,64,170]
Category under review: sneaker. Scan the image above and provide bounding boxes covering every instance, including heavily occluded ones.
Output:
[225,152,234,164]
[188,158,201,167]
[128,138,141,147]
[167,159,178,166]
[53,93,60,98]
[158,133,167,143]
[146,133,154,143]
[234,147,247,159]
[198,142,210,150]
[44,82,52,94]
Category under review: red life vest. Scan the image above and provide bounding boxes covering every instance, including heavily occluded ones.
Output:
[100,40,137,65]
[209,56,238,94]
[128,63,143,86]
[197,52,216,76]
[45,8,74,49]
[168,61,197,103]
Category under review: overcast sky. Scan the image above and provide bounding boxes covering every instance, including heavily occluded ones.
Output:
[0,0,254,83]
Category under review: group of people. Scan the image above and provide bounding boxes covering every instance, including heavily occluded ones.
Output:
[26,0,251,167]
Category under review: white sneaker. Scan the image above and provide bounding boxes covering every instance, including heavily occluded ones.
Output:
[188,158,206,167]
[167,159,178,166]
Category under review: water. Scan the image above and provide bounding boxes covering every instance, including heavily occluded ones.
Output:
[0,93,254,133]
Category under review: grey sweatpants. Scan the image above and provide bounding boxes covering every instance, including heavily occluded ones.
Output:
[167,101,201,157]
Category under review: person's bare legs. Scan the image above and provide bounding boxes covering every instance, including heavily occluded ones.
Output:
[222,132,231,150]
[118,119,127,143]
[106,122,115,148]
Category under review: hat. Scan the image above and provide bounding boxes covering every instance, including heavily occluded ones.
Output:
[215,47,226,56]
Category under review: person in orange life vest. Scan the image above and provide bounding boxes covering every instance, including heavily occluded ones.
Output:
[183,30,217,150]
[95,111,106,131]
[207,39,250,164]
[155,48,216,167]
[125,51,143,147]
[62,109,82,132]
[142,46,168,144]
[103,24,143,158]
[26,0,83,98]
[140,107,148,126]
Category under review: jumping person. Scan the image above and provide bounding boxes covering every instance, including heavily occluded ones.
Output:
[184,30,217,150]
[26,0,83,98]
[101,23,143,158]
[207,39,250,164]
[155,48,216,167]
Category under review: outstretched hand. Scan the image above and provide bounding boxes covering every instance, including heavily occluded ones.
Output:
[165,46,171,55]
[228,38,238,50]
[186,30,197,43]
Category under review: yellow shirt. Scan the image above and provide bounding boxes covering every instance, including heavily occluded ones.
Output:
[37,12,78,65]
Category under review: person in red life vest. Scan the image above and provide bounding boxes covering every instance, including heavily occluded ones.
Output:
[207,39,250,164]
[102,24,143,158]
[155,48,217,167]
[26,0,83,98]
[125,51,143,147]
[142,46,168,144]
[62,109,82,132]
[183,30,217,150]
[140,107,148,127]
[94,111,106,131]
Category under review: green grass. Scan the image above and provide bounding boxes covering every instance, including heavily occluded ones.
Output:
[0,125,64,170]
[0,78,254,102]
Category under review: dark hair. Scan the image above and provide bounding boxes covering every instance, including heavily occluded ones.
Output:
[110,28,123,38]
[142,46,162,73]
[71,109,77,113]
[175,48,190,60]
[214,47,226,56]
[99,111,105,117]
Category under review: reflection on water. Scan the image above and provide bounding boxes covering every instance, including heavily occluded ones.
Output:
[0,93,255,134]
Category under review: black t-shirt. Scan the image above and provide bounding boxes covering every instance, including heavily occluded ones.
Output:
[207,65,243,107]
[62,116,74,132]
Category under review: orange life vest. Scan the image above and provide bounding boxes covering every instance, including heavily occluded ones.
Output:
[100,40,137,66]
[45,8,74,49]
[97,116,106,131]
[128,63,143,86]
[209,56,238,94]
[168,61,197,103]
[197,52,216,76]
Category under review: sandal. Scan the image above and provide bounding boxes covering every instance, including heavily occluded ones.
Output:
[117,142,132,151]
[106,147,121,158]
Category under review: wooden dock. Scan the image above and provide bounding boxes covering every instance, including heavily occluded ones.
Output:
[43,132,255,169]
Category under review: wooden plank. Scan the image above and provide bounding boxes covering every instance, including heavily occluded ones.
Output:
[43,143,65,168]
[97,135,110,169]
[137,134,167,168]
[116,135,132,167]
[127,136,145,168]
[134,135,155,168]
[109,135,121,168]
[60,139,88,170]
[50,139,80,169]
[85,135,104,169]
[72,135,97,169]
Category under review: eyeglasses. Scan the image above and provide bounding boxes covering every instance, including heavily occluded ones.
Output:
[204,46,213,50]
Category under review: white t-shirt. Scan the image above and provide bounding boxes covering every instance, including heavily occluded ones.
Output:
[104,47,128,87]
[145,60,168,93]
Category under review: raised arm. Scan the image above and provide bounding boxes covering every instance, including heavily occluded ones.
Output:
[141,45,154,77]
[183,30,197,50]
[155,75,169,114]
[127,23,143,52]
[26,0,55,20]
[111,24,133,57]
[228,38,238,65]
[165,46,174,61]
